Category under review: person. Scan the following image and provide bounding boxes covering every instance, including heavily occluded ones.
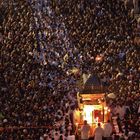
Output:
[104,120,113,140]
[116,113,123,133]
[81,120,91,140]
[93,123,104,140]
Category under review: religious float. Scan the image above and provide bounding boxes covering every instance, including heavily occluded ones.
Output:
[73,74,111,136]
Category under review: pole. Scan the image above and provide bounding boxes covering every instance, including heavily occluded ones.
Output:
[102,99,105,123]
[103,104,104,123]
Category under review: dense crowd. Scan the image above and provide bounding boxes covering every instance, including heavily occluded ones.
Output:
[0,0,139,139]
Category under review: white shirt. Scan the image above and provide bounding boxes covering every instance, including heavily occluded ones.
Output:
[54,133,60,140]
[67,135,75,140]
[104,123,112,137]
[81,124,90,139]
[94,126,104,140]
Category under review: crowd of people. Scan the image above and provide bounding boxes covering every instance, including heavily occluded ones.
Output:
[0,0,139,139]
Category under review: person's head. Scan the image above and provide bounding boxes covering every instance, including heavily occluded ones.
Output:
[108,120,110,123]
[84,120,87,125]
[98,123,101,127]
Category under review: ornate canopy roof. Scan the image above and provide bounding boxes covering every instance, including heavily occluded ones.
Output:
[80,74,108,94]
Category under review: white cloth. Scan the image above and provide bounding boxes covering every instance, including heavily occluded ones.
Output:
[54,134,60,140]
[104,123,112,137]
[67,135,75,140]
[81,124,90,139]
[94,126,104,140]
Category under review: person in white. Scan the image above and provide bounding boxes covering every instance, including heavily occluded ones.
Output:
[81,120,91,140]
[67,135,75,140]
[93,123,104,140]
[104,120,113,140]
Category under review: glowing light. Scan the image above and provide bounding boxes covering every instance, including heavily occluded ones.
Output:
[83,98,91,101]
[70,67,79,75]
[95,117,99,124]
[104,107,108,110]
[83,105,94,124]
[100,122,103,127]
[95,55,103,61]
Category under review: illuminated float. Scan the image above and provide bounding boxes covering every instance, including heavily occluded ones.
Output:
[74,74,111,135]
